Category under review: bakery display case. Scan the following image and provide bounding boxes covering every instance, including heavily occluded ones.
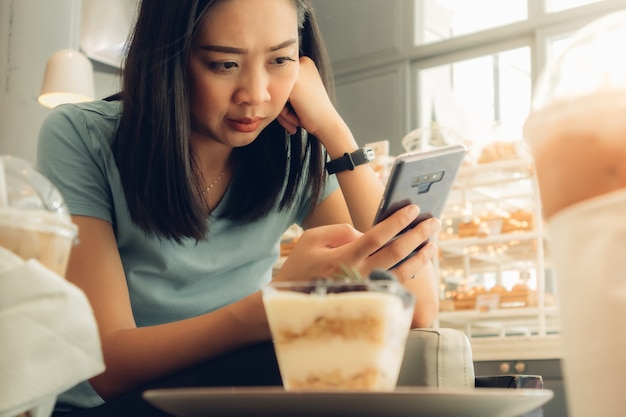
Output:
[276,143,560,341]
[433,152,560,339]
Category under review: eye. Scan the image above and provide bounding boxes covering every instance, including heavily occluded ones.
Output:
[272,56,296,66]
[208,61,239,74]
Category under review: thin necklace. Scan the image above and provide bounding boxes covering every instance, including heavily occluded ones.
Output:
[202,170,226,196]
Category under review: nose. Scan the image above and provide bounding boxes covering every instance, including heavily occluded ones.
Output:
[233,68,271,105]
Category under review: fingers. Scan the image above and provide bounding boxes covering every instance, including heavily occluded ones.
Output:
[355,205,421,258]
[277,105,299,135]
[363,210,441,274]
[389,242,438,283]
[275,224,363,283]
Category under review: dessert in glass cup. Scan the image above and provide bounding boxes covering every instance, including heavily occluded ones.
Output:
[262,271,415,391]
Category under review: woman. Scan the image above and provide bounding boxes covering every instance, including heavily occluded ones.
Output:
[38,0,440,413]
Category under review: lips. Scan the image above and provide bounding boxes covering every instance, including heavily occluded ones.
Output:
[228,117,264,133]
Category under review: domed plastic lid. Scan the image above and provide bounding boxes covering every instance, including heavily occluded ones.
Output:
[531,10,626,111]
[0,155,77,238]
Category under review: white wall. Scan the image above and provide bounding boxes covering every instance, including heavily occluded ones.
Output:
[0,0,120,164]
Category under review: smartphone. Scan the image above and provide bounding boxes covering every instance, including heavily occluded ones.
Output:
[373,144,467,254]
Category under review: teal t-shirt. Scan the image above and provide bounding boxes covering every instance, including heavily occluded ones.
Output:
[37,99,338,408]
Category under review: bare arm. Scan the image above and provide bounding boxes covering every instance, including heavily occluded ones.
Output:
[278,57,384,232]
[67,216,271,399]
[279,57,440,327]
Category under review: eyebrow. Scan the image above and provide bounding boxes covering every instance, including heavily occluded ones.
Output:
[200,39,297,54]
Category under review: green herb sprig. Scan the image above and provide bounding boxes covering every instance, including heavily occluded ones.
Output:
[332,264,363,282]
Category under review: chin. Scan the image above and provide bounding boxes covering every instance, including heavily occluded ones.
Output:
[227,132,261,148]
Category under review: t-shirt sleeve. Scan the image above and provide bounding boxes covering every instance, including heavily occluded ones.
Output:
[36,105,114,223]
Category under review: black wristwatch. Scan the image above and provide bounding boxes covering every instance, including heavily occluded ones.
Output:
[325,147,375,175]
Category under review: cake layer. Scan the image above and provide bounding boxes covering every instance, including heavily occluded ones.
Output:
[274,338,404,390]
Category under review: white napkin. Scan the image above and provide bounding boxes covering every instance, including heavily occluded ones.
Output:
[0,247,105,417]
[548,189,626,417]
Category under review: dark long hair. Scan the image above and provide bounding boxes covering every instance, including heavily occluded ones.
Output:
[112,0,334,243]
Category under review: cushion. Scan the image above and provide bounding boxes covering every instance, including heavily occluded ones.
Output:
[397,328,475,389]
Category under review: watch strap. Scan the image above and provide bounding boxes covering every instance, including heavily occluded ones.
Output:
[325,147,375,175]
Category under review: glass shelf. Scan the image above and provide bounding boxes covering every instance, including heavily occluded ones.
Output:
[434,158,557,339]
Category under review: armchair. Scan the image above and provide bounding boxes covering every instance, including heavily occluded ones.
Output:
[398,328,547,417]
[398,328,475,389]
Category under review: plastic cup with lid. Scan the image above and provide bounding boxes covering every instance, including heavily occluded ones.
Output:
[0,155,78,276]
[522,11,626,417]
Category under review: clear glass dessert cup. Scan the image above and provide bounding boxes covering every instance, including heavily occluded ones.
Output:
[262,277,415,392]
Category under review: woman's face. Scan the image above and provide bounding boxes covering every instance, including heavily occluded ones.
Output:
[187,0,300,147]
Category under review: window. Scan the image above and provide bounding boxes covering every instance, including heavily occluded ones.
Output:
[415,0,527,45]
[409,0,626,155]
[416,47,531,151]
[545,0,607,13]
[415,0,612,46]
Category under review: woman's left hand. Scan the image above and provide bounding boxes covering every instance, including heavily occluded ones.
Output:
[277,56,342,140]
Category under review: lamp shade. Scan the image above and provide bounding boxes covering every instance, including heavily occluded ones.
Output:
[38,49,95,108]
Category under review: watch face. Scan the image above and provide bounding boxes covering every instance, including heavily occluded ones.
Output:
[364,147,376,161]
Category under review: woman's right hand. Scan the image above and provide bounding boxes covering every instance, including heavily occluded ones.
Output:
[273,204,440,283]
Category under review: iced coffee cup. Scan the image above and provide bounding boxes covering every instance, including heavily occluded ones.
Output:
[262,274,415,391]
[522,11,626,417]
[523,11,626,220]
[0,155,77,277]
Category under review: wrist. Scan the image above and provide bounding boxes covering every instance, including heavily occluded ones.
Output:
[325,146,376,175]
[313,120,358,159]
